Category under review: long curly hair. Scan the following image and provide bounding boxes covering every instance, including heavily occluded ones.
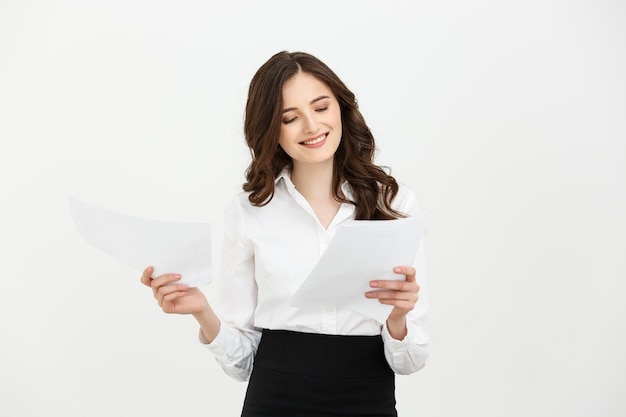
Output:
[243,51,404,220]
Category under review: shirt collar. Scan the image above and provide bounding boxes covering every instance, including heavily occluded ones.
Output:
[275,168,291,185]
[275,168,354,199]
[275,168,355,227]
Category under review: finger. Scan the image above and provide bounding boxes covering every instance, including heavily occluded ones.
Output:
[366,289,418,302]
[150,273,182,289]
[162,289,189,301]
[393,265,416,282]
[160,290,191,310]
[140,266,154,287]
[370,280,419,292]
[157,283,189,299]
[156,285,189,307]
[151,274,182,299]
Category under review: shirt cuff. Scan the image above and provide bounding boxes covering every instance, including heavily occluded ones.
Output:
[381,319,430,347]
[198,324,230,357]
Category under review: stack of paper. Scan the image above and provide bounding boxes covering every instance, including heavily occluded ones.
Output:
[68,197,212,287]
[290,213,430,323]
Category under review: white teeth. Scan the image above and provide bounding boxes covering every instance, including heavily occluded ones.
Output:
[302,134,326,145]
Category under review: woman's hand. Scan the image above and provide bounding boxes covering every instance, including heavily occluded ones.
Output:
[140,266,209,315]
[365,265,420,340]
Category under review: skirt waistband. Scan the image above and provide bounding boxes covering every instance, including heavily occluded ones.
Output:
[253,329,392,379]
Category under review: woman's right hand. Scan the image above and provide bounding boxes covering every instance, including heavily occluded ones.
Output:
[140,266,209,315]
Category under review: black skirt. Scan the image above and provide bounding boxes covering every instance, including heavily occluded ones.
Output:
[241,329,397,417]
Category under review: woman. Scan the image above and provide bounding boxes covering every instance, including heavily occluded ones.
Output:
[141,50,430,416]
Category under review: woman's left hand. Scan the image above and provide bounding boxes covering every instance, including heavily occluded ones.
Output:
[365,265,420,339]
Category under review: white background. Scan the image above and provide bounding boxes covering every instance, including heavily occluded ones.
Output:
[1,1,625,416]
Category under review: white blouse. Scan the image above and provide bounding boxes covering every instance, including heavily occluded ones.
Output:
[201,170,431,381]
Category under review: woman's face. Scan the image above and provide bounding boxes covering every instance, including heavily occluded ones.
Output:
[278,72,342,169]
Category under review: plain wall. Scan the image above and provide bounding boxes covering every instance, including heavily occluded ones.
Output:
[1,1,625,416]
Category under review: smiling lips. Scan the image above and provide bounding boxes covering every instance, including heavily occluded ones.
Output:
[300,133,328,147]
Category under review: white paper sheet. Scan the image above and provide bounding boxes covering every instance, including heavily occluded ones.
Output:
[290,212,431,323]
[68,197,212,287]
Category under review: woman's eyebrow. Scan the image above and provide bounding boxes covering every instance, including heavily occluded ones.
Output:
[282,95,330,113]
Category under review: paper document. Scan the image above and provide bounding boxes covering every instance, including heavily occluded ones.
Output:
[290,213,430,323]
[68,197,212,287]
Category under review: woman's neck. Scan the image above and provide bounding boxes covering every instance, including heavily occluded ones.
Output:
[290,160,335,201]
[291,160,342,229]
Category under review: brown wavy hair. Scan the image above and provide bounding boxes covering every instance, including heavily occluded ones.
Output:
[243,50,404,220]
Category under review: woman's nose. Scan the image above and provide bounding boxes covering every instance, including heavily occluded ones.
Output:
[303,113,319,134]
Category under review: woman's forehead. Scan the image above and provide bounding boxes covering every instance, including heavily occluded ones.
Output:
[282,73,333,106]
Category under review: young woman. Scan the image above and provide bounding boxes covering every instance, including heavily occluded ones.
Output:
[141,51,431,416]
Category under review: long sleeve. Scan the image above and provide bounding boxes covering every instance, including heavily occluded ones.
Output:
[381,241,431,374]
[381,184,432,374]
[200,196,261,382]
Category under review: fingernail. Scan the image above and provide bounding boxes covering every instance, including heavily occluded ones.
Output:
[394,267,401,273]
[370,281,378,287]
